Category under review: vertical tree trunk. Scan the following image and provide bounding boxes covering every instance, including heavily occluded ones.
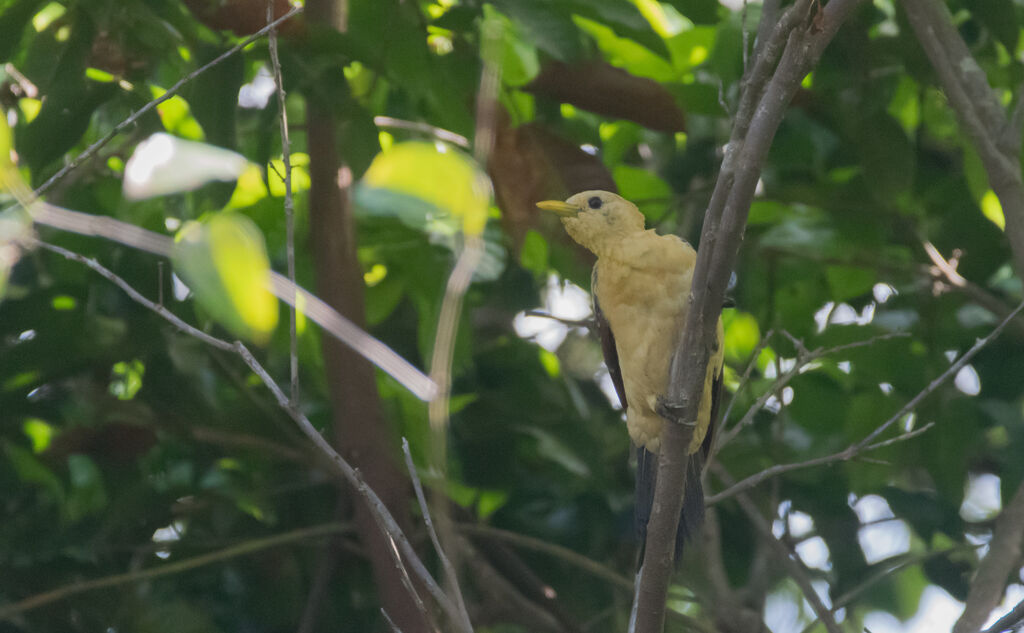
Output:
[304,2,426,630]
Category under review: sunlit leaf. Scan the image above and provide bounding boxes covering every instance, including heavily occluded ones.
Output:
[172,213,279,344]
[723,310,760,363]
[123,133,249,200]
[357,141,492,236]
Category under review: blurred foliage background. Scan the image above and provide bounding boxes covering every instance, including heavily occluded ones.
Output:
[2,0,1024,632]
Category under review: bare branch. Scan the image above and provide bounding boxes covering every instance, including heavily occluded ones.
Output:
[858,298,1024,448]
[711,296,1024,505]
[708,423,935,506]
[716,331,907,452]
[403,440,473,632]
[717,466,841,633]
[901,0,1024,278]
[0,523,348,618]
[374,116,470,149]
[267,0,299,405]
[955,481,1024,633]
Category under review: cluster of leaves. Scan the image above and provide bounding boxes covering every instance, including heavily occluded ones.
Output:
[2,0,1024,632]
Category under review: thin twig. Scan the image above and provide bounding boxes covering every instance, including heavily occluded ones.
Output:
[707,423,935,506]
[0,523,348,619]
[710,298,1024,503]
[402,439,473,632]
[22,5,304,203]
[456,523,634,593]
[232,342,465,631]
[717,328,774,430]
[858,298,1024,448]
[373,116,470,149]
[718,467,841,633]
[716,331,906,451]
[267,0,299,406]
[522,310,595,329]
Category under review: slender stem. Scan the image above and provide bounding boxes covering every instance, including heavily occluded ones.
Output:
[0,523,349,619]
[402,440,473,632]
[267,0,299,406]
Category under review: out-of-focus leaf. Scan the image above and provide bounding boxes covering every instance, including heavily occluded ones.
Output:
[664,0,721,24]
[0,0,45,62]
[826,266,876,302]
[3,440,64,502]
[123,133,249,200]
[172,212,279,344]
[483,5,539,87]
[964,0,1018,53]
[357,141,492,236]
[858,113,914,201]
[573,16,675,82]
[66,453,108,520]
[519,229,549,277]
[613,165,671,219]
[153,88,204,141]
[722,310,760,363]
[887,75,921,137]
[488,0,585,62]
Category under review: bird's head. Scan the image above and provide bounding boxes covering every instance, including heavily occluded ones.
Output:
[536,190,646,255]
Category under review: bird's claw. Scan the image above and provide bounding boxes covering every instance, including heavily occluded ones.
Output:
[655,396,692,424]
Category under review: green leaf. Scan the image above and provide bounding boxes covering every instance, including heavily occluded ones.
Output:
[519,229,549,277]
[964,0,1018,53]
[722,310,760,363]
[0,0,44,62]
[357,141,492,236]
[826,266,876,302]
[172,212,279,344]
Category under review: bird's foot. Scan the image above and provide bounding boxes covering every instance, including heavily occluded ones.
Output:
[655,396,693,425]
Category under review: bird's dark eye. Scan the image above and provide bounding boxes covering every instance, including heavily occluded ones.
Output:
[588,196,602,210]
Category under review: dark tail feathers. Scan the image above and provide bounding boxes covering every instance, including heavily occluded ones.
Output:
[635,446,705,566]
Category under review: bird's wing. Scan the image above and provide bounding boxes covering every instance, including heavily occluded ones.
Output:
[592,267,627,412]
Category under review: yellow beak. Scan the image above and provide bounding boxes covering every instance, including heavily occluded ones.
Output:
[536,200,579,217]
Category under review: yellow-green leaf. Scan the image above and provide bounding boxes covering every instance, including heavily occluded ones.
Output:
[357,141,492,236]
[172,213,278,344]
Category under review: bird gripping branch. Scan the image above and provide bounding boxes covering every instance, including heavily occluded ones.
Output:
[537,190,724,558]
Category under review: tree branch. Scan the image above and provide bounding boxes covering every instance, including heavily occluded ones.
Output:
[631,3,867,630]
[0,523,349,619]
[267,0,299,406]
[954,481,1024,633]
[901,0,1024,278]
[717,465,841,633]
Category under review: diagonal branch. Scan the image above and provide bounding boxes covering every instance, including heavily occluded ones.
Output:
[901,0,1024,278]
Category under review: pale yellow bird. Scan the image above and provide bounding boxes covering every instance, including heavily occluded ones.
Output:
[537,190,725,553]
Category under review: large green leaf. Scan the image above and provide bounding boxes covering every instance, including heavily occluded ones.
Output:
[172,212,279,344]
